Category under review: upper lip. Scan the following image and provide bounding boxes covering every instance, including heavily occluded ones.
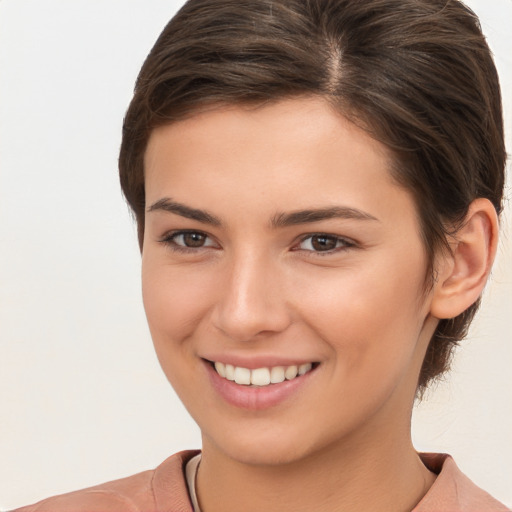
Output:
[202,354,318,369]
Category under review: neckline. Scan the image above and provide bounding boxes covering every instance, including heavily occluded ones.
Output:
[185,452,202,512]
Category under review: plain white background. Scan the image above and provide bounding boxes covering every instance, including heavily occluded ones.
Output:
[0,0,510,509]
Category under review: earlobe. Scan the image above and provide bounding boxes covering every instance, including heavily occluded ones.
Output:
[430,198,499,320]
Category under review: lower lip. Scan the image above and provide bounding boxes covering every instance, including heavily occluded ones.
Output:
[205,361,316,410]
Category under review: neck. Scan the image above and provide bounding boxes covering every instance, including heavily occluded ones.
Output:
[196,426,435,512]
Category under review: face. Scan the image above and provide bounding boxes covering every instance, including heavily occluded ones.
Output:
[142,98,438,466]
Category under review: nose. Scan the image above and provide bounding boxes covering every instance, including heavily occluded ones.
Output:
[211,252,292,342]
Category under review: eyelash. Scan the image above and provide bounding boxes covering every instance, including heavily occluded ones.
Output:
[158,230,218,253]
[158,230,356,255]
[294,233,356,255]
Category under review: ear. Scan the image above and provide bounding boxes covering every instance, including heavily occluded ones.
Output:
[430,198,499,320]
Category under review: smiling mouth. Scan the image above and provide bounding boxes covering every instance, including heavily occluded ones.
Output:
[210,361,317,387]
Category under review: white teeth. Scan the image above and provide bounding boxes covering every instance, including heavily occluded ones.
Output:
[213,361,313,386]
[285,365,298,380]
[270,366,285,384]
[298,363,312,375]
[251,368,271,386]
[214,361,226,378]
[234,366,251,385]
[225,364,235,381]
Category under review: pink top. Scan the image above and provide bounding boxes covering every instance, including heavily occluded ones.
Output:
[13,451,510,512]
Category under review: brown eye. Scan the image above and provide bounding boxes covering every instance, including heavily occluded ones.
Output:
[297,234,353,253]
[311,235,337,251]
[166,231,217,249]
[182,232,207,247]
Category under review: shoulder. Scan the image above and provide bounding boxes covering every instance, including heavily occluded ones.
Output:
[12,450,199,512]
[414,453,510,512]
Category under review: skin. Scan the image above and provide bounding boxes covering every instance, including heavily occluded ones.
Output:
[141,97,497,512]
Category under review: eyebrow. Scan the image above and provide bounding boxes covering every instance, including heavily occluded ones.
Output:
[271,206,378,227]
[147,198,222,226]
[147,198,378,228]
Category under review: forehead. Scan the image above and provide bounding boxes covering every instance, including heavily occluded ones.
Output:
[145,98,391,179]
[143,97,414,225]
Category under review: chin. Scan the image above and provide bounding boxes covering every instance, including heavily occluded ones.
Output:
[200,417,344,468]
[211,437,312,467]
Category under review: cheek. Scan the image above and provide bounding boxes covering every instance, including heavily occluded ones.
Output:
[141,256,217,349]
[140,257,221,405]
[295,255,428,383]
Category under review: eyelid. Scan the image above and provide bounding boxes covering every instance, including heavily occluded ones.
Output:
[158,229,220,251]
[293,233,357,253]
[157,230,356,255]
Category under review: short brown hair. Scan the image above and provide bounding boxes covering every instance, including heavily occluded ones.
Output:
[119,0,506,394]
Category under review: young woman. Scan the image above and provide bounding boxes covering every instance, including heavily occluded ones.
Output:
[12,0,510,510]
